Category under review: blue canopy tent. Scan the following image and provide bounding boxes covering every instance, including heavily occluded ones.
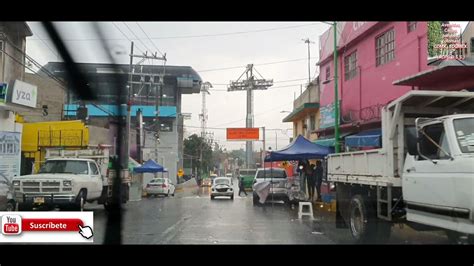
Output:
[262,135,334,205]
[133,159,168,173]
[345,129,382,148]
[265,135,334,162]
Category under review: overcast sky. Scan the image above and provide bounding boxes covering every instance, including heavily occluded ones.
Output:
[25,21,468,151]
[25,21,331,150]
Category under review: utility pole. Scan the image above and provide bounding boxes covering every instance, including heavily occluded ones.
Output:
[228,64,273,168]
[333,22,340,153]
[302,38,315,84]
[124,41,134,171]
[127,41,166,175]
[199,82,212,138]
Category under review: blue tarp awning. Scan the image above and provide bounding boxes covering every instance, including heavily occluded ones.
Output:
[265,135,334,162]
[345,129,382,148]
[133,159,168,173]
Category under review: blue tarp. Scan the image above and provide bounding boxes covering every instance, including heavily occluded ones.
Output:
[345,129,382,148]
[133,159,167,173]
[265,135,334,162]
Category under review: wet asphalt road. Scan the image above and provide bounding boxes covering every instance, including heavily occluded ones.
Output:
[90,180,333,244]
[87,178,450,245]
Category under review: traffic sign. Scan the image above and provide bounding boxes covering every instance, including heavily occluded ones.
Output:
[178,169,184,177]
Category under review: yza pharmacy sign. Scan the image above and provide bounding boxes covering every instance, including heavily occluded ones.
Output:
[11,80,37,108]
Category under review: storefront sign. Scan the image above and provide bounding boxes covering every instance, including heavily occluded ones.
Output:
[320,103,336,129]
[11,80,37,108]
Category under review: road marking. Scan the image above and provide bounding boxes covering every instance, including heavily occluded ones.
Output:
[159,215,191,244]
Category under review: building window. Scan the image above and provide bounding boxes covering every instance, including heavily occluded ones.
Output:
[159,121,173,132]
[407,22,417,33]
[344,51,358,80]
[325,66,330,81]
[471,38,474,53]
[310,115,316,131]
[376,29,395,66]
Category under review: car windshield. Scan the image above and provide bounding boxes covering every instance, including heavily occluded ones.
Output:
[214,179,230,185]
[11,21,465,246]
[256,170,286,179]
[453,118,474,153]
[38,160,89,175]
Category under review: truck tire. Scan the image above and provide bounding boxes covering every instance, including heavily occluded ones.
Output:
[6,201,15,212]
[74,190,86,211]
[349,194,391,244]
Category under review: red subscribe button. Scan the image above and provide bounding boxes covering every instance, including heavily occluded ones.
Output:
[22,219,84,232]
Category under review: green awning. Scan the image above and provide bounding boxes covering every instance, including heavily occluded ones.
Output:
[313,138,335,147]
[313,132,354,147]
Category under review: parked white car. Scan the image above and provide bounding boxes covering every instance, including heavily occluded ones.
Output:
[211,177,234,200]
[145,178,175,197]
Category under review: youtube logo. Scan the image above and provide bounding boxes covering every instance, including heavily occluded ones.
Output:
[1,215,22,235]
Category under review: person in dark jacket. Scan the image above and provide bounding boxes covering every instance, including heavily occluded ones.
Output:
[314,160,324,202]
[239,177,247,196]
[306,164,316,201]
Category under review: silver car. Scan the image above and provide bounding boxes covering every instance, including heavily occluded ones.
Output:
[145,178,176,197]
[252,168,288,206]
[211,177,234,200]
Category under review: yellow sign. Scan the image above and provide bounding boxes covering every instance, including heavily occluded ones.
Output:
[178,169,184,177]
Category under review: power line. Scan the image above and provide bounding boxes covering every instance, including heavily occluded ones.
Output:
[210,78,309,87]
[122,22,153,54]
[208,83,305,91]
[28,23,321,42]
[207,99,293,128]
[197,57,317,73]
[112,22,145,54]
[34,35,60,60]
[135,22,164,57]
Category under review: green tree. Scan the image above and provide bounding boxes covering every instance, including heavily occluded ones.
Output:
[428,21,444,57]
[183,134,212,177]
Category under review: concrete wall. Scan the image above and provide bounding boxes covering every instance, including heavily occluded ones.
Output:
[19,73,66,122]
[140,120,179,184]
[293,80,319,109]
[87,125,112,146]
[0,22,29,93]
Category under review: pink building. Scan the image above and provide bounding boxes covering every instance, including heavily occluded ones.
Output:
[317,22,431,137]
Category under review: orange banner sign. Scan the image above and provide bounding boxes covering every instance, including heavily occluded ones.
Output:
[226,128,260,141]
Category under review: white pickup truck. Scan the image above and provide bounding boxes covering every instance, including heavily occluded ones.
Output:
[328,90,474,244]
[12,148,130,211]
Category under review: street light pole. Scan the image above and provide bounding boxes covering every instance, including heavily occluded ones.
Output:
[333,21,340,153]
[302,38,314,85]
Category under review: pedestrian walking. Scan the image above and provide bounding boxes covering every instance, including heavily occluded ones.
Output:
[307,164,316,201]
[239,177,247,196]
[314,160,324,202]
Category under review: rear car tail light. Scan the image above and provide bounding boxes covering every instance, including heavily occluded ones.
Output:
[162,184,167,188]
